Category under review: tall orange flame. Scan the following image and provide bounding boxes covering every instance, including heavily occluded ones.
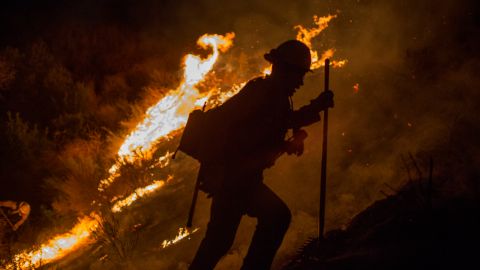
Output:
[99,33,235,191]
[295,14,346,69]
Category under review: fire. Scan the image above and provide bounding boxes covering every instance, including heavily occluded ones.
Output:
[11,14,348,269]
[295,14,347,69]
[9,33,235,269]
[111,176,171,213]
[99,33,235,191]
[333,60,347,68]
[262,65,272,76]
[117,32,234,161]
[184,33,235,86]
[161,227,200,249]
[9,214,99,269]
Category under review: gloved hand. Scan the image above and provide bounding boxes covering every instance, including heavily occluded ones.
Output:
[311,90,334,111]
[286,129,308,156]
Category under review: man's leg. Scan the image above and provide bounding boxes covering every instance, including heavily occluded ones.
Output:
[241,183,292,270]
[189,194,243,270]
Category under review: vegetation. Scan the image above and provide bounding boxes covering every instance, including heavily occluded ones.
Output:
[1,0,479,269]
[0,9,184,260]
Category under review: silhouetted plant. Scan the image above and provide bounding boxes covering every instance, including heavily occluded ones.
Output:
[92,212,139,269]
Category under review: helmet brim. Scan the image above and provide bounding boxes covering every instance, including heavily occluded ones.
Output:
[264,53,313,73]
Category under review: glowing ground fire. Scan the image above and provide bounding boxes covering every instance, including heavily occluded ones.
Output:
[111,176,172,213]
[9,215,99,269]
[99,32,235,191]
[162,227,200,249]
[9,14,346,269]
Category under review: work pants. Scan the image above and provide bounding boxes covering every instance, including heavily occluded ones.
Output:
[189,182,291,270]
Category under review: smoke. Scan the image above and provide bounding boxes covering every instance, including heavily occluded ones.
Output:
[180,0,480,269]
[2,0,479,269]
[136,1,479,269]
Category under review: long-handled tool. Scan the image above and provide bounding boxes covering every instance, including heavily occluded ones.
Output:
[319,58,330,240]
[186,173,201,228]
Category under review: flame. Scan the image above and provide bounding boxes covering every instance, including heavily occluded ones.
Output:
[9,214,99,269]
[118,32,234,161]
[294,14,347,69]
[99,33,235,191]
[11,14,349,268]
[184,33,235,86]
[9,33,235,269]
[111,176,171,213]
[332,59,347,68]
[262,65,272,76]
[161,227,200,249]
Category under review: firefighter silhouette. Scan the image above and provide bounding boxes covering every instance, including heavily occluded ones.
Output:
[189,40,334,270]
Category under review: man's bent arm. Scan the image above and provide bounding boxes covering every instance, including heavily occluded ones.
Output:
[289,102,322,130]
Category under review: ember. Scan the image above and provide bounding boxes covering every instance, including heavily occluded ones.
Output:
[353,83,360,93]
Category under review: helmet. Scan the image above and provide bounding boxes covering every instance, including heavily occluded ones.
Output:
[264,40,312,72]
[18,201,30,216]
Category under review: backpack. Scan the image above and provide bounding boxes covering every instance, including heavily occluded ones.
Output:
[174,107,227,164]
[175,106,229,213]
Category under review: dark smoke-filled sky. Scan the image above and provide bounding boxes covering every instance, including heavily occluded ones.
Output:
[1,0,479,269]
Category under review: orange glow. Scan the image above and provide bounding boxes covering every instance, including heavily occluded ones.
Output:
[294,14,347,70]
[8,214,99,269]
[111,176,172,213]
[161,227,200,249]
[332,59,348,68]
[353,83,360,93]
[99,33,235,191]
[262,65,272,76]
